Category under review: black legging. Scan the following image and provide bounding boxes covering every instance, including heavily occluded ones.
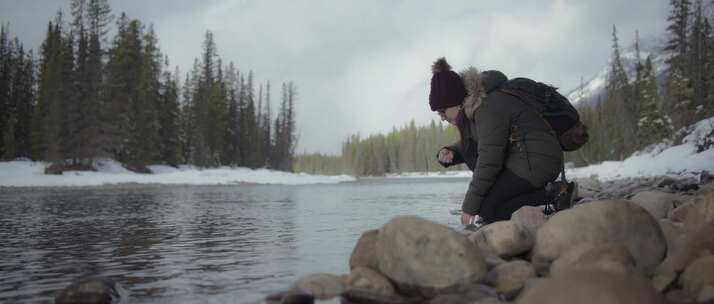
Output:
[477,169,552,223]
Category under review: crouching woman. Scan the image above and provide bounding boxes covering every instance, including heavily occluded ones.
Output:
[429,57,572,225]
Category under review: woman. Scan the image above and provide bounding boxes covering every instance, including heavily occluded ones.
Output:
[428,57,576,224]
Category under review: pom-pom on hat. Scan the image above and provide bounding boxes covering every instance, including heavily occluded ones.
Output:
[429,57,467,111]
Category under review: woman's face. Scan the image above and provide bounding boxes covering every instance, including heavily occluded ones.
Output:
[437,105,461,125]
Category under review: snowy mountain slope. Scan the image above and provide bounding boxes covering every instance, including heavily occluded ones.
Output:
[566,37,670,107]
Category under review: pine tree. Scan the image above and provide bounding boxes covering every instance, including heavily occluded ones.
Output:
[638,56,672,145]
[607,25,637,157]
[288,83,297,166]
[632,30,645,149]
[262,81,272,168]
[211,53,227,165]
[32,21,55,160]
[14,50,35,159]
[84,0,111,162]
[104,14,142,163]
[689,0,708,120]
[158,58,180,166]
[57,12,78,164]
[242,71,259,168]
[1,37,17,160]
[223,63,240,165]
[665,0,694,129]
[608,25,629,90]
[127,23,162,169]
[255,83,264,167]
[179,71,194,164]
[66,0,94,165]
[635,31,644,84]
[273,82,288,170]
[706,16,714,117]
[194,30,214,166]
[0,24,10,158]
[277,82,297,171]
[272,96,282,170]
[666,0,692,65]
[5,40,35,160]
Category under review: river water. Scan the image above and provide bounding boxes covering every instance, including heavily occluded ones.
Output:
[0,177,470,303]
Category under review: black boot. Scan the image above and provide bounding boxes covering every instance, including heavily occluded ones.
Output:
[546,180,579,211]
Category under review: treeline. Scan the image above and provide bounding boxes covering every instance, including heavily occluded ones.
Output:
[0,24,34,161]
[296,0,714,176]
[572,0,714,165]
[0,0,297,173]
[294,120,467,176]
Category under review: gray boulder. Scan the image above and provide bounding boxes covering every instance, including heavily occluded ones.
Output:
[516,270,665,304]
[264,291,314,304]
[482,251,507,270]
[343,267,395,296]
[630,190,682,219]
[429,285,502,304]
[429,295,504,304]
[680,255,714,298]
[511,206,546,237]
[664,289,697,304]
[668,192,714,232]
[55,277,124,304]
[290,273,344,300]
[549,242,636,276]
[281,292,315,304]
[653,221,714,292]
[376,216,487,297]
[350,229,379,271]
[531,200,665,275]
[469,221,533,258]
[448,283,500,301]
[659,219,685,255]
[483,260,536,295]
[340,289,411,304]
[699,285,714,302]
[429,294,472,304]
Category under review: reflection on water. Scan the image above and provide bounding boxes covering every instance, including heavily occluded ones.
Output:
[0,178,468,303]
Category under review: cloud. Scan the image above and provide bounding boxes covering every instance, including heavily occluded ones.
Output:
[0,0,671,154]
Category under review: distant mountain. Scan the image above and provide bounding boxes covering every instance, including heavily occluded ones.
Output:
[566,36,671,108]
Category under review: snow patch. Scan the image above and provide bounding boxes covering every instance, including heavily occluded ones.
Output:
[568,117,714,181]
[0,159,355,187]
[385,171,472,179]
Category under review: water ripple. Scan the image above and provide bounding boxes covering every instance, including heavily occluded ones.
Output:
[0,180,466,303]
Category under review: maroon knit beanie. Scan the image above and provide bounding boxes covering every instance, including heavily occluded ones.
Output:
[429,57,467,111]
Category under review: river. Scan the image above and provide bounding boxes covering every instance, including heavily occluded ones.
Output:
[0,177,469,303]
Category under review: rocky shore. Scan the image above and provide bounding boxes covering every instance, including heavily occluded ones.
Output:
[263,172,714,304]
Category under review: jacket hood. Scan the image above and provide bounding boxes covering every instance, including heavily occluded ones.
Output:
[460,69,508,120]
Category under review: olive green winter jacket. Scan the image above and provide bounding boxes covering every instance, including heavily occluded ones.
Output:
[441,69,563,214]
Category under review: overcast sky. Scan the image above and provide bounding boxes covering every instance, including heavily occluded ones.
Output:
[0,0,671,154]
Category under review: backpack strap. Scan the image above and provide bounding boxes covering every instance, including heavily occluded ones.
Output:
[560,152,567,182]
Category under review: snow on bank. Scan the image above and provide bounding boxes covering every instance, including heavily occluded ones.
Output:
[568,117,714,181]
[0,159,355,187]
[386,171,472,179]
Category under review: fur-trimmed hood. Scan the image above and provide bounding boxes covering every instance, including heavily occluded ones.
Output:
[460,68,509,120]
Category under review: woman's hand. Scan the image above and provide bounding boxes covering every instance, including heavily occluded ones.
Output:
[460,211,475,225]
[438,148,454,164]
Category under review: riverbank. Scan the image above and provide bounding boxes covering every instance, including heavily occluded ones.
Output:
[0,158,355,187]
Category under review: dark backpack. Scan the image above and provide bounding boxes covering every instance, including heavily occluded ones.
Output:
[499,77,589,152]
